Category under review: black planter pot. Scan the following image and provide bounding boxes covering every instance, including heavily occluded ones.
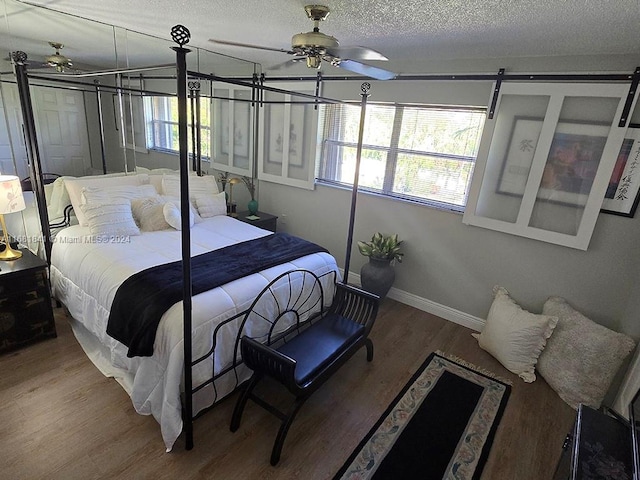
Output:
[360,257,395,299]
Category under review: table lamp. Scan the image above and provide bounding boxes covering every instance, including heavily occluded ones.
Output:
[0,175,26,260]
[227,177,241,217]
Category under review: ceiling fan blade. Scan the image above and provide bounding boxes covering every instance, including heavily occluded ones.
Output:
[270,57,306,71]
[335,59,396,80]
[326,46,388,62]
[209,39,294,55]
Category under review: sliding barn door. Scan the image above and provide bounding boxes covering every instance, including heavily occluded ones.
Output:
[463,82,633,250]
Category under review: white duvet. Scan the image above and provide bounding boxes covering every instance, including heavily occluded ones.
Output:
[50,215,339,451]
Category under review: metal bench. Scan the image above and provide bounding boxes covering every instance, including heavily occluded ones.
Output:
[229,269,379,465]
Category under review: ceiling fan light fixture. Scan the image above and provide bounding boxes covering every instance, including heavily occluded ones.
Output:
[45,42,72,72]
[306,55,322,69]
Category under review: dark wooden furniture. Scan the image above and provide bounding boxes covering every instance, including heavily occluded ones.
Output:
[554,404,632,479]
[235,211,278,232]
[230,270,379,465]
[0,247,56,353]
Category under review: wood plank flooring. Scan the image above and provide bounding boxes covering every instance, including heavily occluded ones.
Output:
[0,299,575,479]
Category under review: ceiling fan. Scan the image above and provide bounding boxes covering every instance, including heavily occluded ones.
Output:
[43,42,73,72]
[8,42,76,73]
[209,4,396,80]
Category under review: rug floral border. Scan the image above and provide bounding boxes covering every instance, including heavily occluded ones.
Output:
[334,352,511,480]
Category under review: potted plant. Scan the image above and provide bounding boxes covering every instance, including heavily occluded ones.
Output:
[357,232,404,299]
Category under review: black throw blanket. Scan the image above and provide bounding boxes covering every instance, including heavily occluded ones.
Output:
[106,233,329,357]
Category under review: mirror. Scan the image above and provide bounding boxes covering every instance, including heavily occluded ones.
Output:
[630,389,640,480]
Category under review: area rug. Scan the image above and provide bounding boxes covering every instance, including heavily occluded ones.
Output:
[334,351,511,480]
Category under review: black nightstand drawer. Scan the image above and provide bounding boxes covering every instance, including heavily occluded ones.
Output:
[0,268,48,296]
[0,249,56,353]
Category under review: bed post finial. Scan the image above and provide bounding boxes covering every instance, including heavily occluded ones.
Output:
[171,24,191,46]
[11,51,28,65]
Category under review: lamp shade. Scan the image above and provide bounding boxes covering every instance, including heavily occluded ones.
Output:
[0,175,26,214]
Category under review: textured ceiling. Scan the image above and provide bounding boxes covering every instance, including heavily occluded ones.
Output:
[4,0,640,76]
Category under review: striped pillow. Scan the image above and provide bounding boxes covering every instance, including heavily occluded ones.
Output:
[80,202,141,238]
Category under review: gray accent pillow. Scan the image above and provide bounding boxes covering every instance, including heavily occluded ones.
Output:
[131,196,170,232]
[537,296,636,409]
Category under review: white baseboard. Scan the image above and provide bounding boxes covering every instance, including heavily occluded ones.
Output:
[344,270,485,332]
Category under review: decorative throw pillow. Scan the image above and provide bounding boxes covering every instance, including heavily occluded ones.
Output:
[161,195,203,223]
[195,192,227,218]
[64,173,149,226]
[161,173,219,199]
[163,202,195,230]
[537,296,636,409]
[79,202,141,238]
[472,286,558,383]
[130,196,171,232]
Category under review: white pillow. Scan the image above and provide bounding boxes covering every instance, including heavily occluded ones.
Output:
[472,286,558,383]
[65,173,150,226]
[131,196,171,232]
[161,195,202,223]
[80,203,141,238]
[161,174,219,199]
[537,296,636,409]
[82,184,158,208]
[163,202,194,230]
[47,177,69,219]
[195,192,227,218]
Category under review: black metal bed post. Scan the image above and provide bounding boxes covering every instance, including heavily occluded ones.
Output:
[171,25,194,450]
[342,82,370,285]
[12,52,52,263]
[189,84,196,172]
[190,81,202,175]
[94,80,108,174]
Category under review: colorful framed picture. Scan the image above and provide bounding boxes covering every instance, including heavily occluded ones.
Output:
[498,116,640,215]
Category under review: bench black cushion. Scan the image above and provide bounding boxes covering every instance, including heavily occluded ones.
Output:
[277,314,365,384]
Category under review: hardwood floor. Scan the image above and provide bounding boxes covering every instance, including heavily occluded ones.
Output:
[0,299,575,479]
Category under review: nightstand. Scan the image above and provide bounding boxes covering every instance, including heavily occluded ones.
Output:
[0,248,57,353]
[236,211,278,232]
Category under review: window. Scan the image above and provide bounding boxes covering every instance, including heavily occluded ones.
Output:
[317,103,486,210]
[143,96,211,159]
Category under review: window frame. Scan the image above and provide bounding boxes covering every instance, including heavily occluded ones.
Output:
[143,95,212,161]
[316,101,486,212]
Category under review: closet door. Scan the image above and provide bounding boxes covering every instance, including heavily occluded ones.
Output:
[463,82,633,250]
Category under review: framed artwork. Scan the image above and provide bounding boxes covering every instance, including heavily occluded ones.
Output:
[496,116,544,196]
[498,117,614,207]
[219,100,229,155]
[288,104,305,167]
[267,104,284,164]
[233,101,250,159]
[601,126,640,217]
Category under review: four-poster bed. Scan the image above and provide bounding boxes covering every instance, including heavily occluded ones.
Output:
[8,21,369,452]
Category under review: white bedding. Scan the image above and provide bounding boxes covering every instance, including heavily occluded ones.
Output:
[50,215,339,451]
